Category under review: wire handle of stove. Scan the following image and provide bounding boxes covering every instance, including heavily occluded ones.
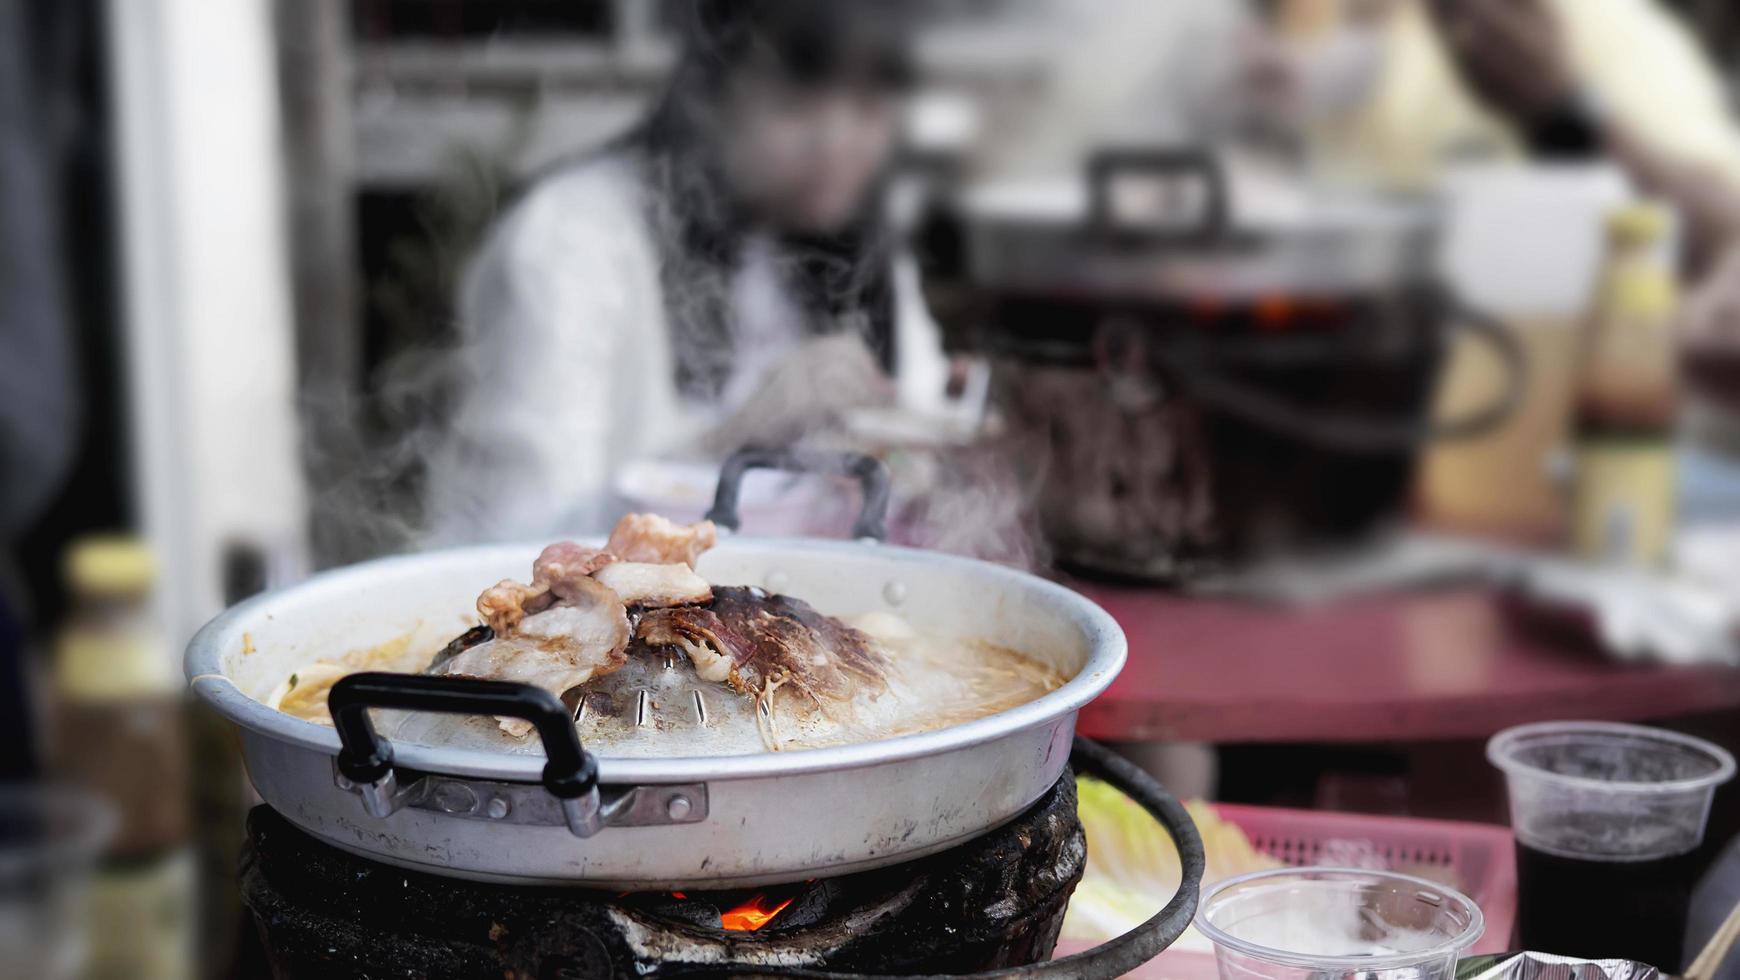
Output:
[707,448,892,543]
[328,672,602,835]
[672,737,1206,980]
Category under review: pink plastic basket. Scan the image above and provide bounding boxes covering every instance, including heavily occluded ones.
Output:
[1210,803,1516,953]
[1053,803,1516,977]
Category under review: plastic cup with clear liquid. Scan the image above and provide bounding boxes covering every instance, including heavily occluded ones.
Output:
[1197,868,1484,980]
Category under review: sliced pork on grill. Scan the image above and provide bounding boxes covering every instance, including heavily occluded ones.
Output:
[635,586,890,746]
[430,513,886,746]
[443,575,632,737]
[475,579,551,636]
[591,561,712,608]
[533,541,619,595]
[431,515,719,737]
[475,542,618,634]
[605,513,717,568]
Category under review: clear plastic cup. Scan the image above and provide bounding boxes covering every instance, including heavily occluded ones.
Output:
[1487,721,1735,861]
[1488,721,1736,965]
[0,786,115,980]
[1196,868,1484,980]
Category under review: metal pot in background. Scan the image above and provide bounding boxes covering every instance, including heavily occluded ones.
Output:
[919,150,1527,583]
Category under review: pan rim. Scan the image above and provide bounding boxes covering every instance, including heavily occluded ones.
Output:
[187,537,1126,785]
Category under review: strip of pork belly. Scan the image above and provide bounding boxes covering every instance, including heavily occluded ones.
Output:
[446,576,630,737]
[605,513,718,568]
[476,542,616,634]
[532,541,617,600]
[591,561,712,608]
[476,579,553,635]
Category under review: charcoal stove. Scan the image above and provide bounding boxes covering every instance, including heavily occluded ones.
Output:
[239,740,1200,979]
[915,151,1526,583]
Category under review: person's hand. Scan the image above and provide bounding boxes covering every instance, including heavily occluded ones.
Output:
[1426,0,1580,124]
[702,333,895,452]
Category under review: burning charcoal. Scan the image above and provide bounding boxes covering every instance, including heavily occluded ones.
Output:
[637,893,724,930]
[239,774,1086,976]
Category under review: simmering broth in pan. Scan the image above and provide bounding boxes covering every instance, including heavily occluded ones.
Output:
[268,610,1067,758]
[261,514,1071,757]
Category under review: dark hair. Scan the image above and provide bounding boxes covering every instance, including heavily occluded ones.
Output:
[680,0,919,93]
[625,0,915,401]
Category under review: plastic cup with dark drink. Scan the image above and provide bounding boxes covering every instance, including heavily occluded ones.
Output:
[1489,721,1735,968]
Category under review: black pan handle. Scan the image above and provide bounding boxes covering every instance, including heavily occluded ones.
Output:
[706,448,891,542]
[329,672,596,801]
[1088,147,1230,245]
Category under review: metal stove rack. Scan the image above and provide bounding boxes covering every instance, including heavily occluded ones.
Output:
[570,649,720,732]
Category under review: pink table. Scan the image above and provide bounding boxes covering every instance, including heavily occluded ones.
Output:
[1075,586,1740,744]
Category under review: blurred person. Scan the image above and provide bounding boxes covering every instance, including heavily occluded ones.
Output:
[1252,0,1740,429]
[1428,0,1740,269]
[1422,0,1740,418]
[1259,0,1740,267]
[428,0,948,542]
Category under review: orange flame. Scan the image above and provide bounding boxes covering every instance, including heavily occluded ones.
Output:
[719,892,796,931]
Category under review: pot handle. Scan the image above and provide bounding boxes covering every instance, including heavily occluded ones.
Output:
[1088,147,1230,244]
[328,672,601,834]
[706,448,891,542]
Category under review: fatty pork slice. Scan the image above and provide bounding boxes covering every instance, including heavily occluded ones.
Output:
[635,586,888,707]
[475,542,616,634]
[444,576,631,737]
[534,541,618,596]
[592,561,712,608]
[605,513,718,568]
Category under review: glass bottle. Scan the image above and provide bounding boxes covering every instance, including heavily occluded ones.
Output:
[1569,204,1680,566]
[51,536,194,980]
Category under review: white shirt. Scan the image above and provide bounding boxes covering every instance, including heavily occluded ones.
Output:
[425,154,947,544]
[719,233,809,415]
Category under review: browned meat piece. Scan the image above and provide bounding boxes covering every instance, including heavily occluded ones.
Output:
[445,575,631,737]
[591,562,712,608]
[635,587,887,710]
[476,579,553,635]
[605,513,717,568]
[448,524,718,738]
[474,543,616,634]
[531,541,617,601]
